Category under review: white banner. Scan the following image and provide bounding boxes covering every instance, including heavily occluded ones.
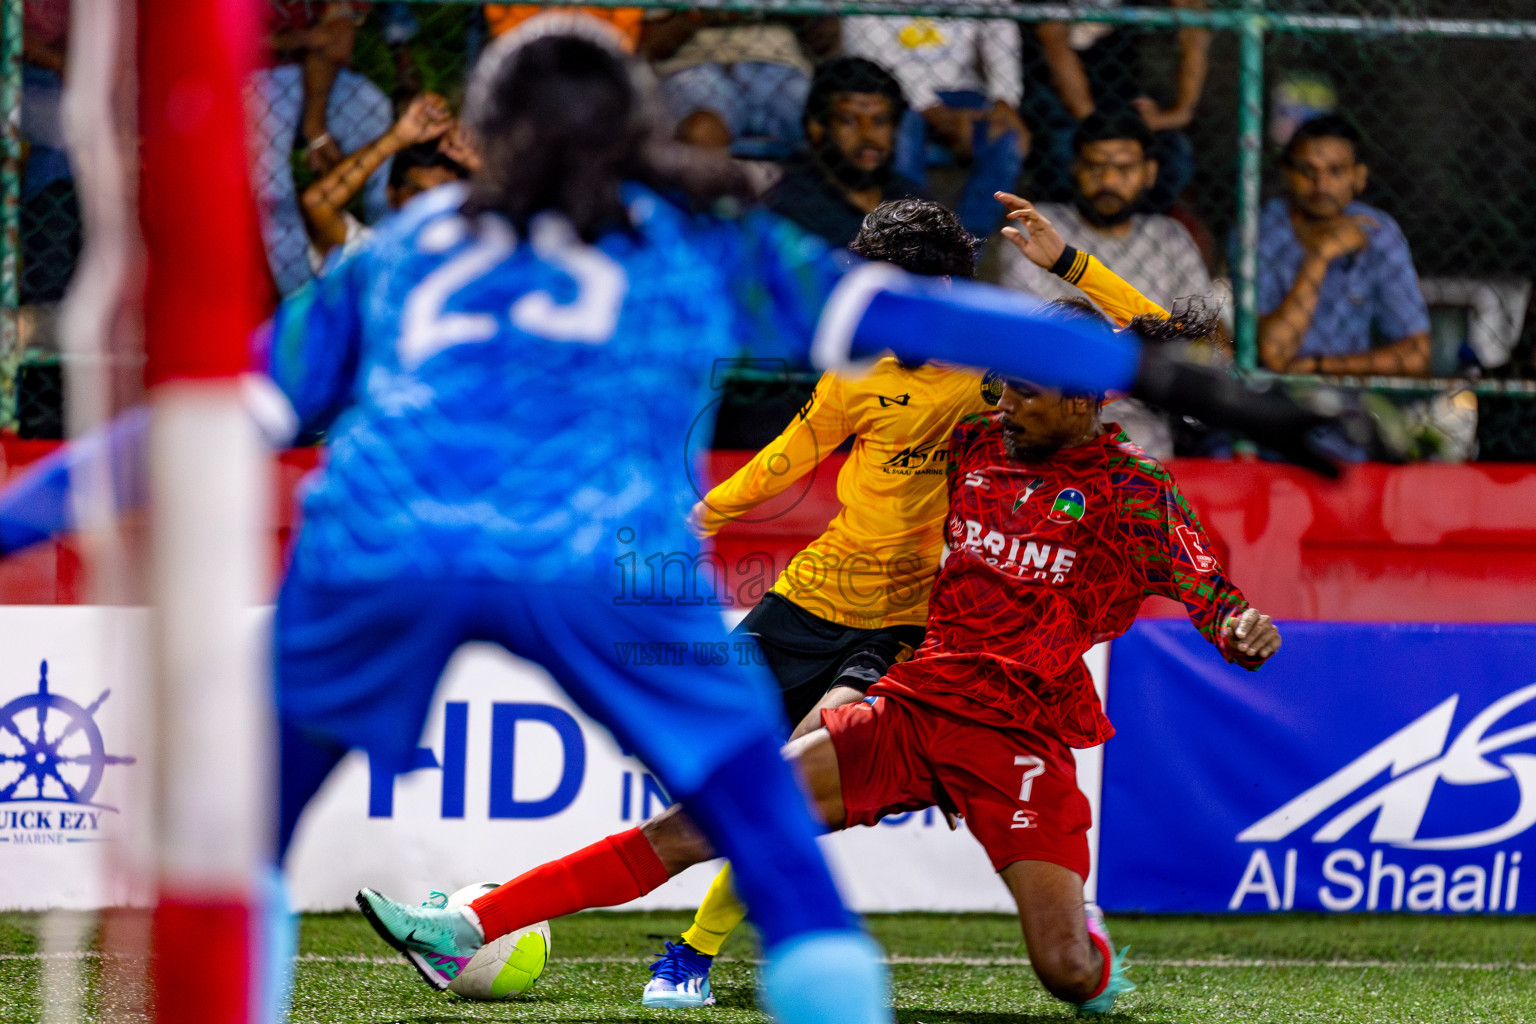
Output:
[0,608,1105,913]
[0,607,153,910]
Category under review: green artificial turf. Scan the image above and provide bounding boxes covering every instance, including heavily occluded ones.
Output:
[2,910,1533,1023]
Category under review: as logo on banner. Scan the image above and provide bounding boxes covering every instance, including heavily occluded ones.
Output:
[1230,681,1536,913]
[0,661,136,845]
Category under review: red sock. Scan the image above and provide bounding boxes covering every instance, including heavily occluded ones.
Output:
[470,827,670,941]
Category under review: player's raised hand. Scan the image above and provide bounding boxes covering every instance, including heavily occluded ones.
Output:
[1226,607,1281,664]
[995,192,1066,269]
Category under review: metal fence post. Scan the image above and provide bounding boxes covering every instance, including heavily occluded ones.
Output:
[1234,0,1265,372]
[0,0,20,430]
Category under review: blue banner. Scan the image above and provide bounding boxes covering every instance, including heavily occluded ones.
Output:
[1099,621,1536,914]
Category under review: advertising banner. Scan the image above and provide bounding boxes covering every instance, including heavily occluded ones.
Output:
[0,607,152,910]
[0,607,1109,912]
[1099,621,1536,915]
[288,640,1107,912]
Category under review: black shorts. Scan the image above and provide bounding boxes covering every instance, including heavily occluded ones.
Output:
[733,592,925,732]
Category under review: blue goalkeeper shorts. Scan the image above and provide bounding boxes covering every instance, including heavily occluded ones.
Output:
[273,568,789,800]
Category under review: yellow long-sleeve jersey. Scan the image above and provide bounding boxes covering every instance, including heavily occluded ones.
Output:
[697,249,1166,630]
[699,360,998,628]
[1053,246,1168,325]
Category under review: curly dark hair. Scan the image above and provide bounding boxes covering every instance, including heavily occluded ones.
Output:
[1126,296,1224,345]
[804,56,907,128]
[848,199,981,278]
[1048,295,1112,323]
[462,17,750,242]
[1020,296,1220,400]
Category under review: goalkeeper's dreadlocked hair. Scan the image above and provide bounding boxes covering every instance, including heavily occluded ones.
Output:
[1127,297,1223,345]
[1032,297,1223,400]
[848,199,981,279]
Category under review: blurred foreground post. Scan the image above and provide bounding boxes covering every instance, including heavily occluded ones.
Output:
[139,0,271,1022]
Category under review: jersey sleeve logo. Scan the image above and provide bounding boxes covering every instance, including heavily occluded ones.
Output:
[1012,476,1046,513]
[980,371,1004,407]
[1174,523,1217,573]
[1047,488,1086,524]
[946,511,966,546]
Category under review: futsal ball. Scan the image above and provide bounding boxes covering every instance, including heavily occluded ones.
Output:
[441,883,551,1000]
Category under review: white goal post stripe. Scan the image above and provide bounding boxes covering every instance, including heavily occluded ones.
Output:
[148,384,272,886]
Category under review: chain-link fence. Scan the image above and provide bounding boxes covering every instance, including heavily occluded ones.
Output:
[5,0,1535,457]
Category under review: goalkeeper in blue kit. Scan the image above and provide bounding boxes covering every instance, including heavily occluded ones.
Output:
[0,15,1338,1024]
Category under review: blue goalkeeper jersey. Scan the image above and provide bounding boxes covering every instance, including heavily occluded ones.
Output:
[265,184,848,585]
[0,186,1139,568]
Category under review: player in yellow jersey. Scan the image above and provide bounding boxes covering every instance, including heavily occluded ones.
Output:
[642,195,1172,1009]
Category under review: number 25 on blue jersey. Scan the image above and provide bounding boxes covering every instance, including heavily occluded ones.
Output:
[399,213,629,370]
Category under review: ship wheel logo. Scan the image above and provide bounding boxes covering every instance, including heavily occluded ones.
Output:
[0,661,135,808]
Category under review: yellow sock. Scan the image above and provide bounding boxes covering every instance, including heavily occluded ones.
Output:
[679,863,746,957]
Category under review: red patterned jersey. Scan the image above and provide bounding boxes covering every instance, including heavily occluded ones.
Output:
[872,413,1260,748]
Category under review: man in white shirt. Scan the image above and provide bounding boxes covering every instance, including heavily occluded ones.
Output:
[842,13,1022,141]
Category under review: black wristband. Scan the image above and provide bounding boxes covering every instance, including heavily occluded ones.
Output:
[1049,245,1088,284]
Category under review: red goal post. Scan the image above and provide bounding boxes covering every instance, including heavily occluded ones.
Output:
[139,1,272,1022]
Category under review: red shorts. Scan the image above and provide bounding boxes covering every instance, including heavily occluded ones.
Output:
[822,691,1091,878]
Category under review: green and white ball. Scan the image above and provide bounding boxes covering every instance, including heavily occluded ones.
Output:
[442,883,551,1000]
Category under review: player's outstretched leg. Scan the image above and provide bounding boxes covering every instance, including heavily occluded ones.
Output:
[359,731,888,1022]
[504,589,887,1023]
[642,863,743,1008]
[1079,902,1136,1015]
[357,821,671,989]
[1000,860,1134,1014]
[355,886,487,990]
[358,823,684,995]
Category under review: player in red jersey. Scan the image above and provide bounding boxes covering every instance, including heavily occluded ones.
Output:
[436,336,1280,1015]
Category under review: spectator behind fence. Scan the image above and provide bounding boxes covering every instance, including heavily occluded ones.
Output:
[764,57,925,248]
[999,113,1212,314]
[300,92,474,271]
[20,0,77,305]
[250,2,393,296]
[641,13,835,159]
[22,0,69,194]
[841,8,1027,233]
[1023,0,1209,215]
[1258,115,1430,377]
[997,191,1200,460]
